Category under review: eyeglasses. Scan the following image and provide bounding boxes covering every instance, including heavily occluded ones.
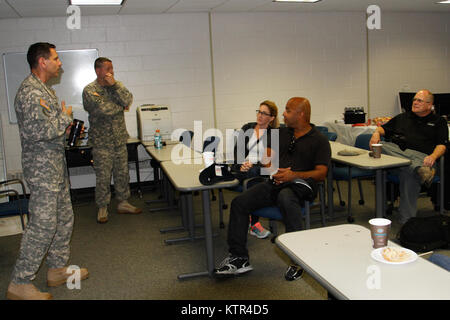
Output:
[256,110,272,117]
[413,98,431,104]
[288,134,296,154]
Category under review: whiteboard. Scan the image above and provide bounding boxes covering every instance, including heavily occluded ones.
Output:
[2,49,98,124]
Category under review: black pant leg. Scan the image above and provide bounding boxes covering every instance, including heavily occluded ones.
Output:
[227,182,275,258]
[276,187,304,232]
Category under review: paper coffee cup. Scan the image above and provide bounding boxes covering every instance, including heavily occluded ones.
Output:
[372,144,382,158]
[203,151,214,167]
[369,218,391,248]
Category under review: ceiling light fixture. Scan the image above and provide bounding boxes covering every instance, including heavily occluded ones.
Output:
[273,0,322,3]
[436,0,450,3]
[70,0,124,5]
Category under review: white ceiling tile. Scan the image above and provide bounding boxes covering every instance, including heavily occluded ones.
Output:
[0,0,20,18]
[166,0,228,13]
[1,0,450,19]
[119,0,178,14]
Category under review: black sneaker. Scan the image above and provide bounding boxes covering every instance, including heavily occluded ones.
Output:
[214,255,253,276]
[285,265,304,281]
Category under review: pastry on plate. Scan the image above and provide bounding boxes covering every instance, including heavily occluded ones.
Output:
[381,247,411,262]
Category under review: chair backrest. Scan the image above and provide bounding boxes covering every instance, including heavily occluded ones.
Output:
[316,126,329,134]
[326,132,337,141]
[354,134,372,150]
[203,136,220,155]
[179,130,194,147]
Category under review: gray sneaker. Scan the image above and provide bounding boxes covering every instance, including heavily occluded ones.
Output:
[416,166,436,188]
[249,222,271,239]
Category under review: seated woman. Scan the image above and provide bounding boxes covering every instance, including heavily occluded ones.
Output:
[232,100,279,239]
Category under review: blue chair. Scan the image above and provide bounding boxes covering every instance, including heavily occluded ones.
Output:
[316,126,329,135]
[332,134,375,222]
[0,179,29,230]
[245,177,327,243]
[326,132,337,142]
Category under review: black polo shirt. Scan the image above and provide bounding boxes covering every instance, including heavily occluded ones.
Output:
[382,111,448,155]
[278,124,331,172]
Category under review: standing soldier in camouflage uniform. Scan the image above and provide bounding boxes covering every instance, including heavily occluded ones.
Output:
[6,43,89,300]
[83,57,142,224]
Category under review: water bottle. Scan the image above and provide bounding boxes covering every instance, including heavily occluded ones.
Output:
[154,129,162,149]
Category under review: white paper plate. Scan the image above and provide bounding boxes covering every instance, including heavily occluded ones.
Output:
[371,247,418,265]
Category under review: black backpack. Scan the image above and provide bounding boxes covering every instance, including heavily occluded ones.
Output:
[398,214,450,253]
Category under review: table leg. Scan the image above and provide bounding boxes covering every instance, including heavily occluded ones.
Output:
[347,166,352,221]
[148,173,178,212]
[177,190,214,280]
[327,164,334,219]
[202,189,215,276]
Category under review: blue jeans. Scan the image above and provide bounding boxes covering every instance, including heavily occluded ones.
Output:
[429,253,450,271]
[227,181,304,258]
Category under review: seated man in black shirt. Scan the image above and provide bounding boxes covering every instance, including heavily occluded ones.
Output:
[214,97,331,278]
[369,89,448,224]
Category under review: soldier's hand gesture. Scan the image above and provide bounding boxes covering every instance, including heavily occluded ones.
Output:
[104,72,116,86]
[61,100,72,117]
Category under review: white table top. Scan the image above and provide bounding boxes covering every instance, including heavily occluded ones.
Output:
[276,224,450,300]
[145,143,203,162]
[330,141,411,170]
[160,161,238,192]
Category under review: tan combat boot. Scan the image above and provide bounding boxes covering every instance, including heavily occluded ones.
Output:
[117,200,142,214]
[47,267,89,287]
[97,207,108,223]
[6,282,52,300]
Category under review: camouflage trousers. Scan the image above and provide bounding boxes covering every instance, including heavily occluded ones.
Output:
[11,181,74,284]
[92,143,130,208]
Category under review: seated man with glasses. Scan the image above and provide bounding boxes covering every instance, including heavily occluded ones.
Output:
[369,89,448,224]
[215,97,331,279]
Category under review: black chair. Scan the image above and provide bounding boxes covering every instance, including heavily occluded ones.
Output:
[179,130,194,147]
[0,179,29,230]
[201,136,227,228]
[332,134,375,222]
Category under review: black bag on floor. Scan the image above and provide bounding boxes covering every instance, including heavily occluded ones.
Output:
[398,214,450,253]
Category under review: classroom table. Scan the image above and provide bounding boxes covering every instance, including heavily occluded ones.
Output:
[160,161,238,279]
[145,143,203,163]
[144,143,203,210]
[328,141,411,219]
[276,224,450,300]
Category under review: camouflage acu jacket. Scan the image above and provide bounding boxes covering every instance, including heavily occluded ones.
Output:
[82,80,132,148]
[14,73,73,191]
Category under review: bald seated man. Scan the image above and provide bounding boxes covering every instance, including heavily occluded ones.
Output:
[369,89,448,224]
[215,97,331,279]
